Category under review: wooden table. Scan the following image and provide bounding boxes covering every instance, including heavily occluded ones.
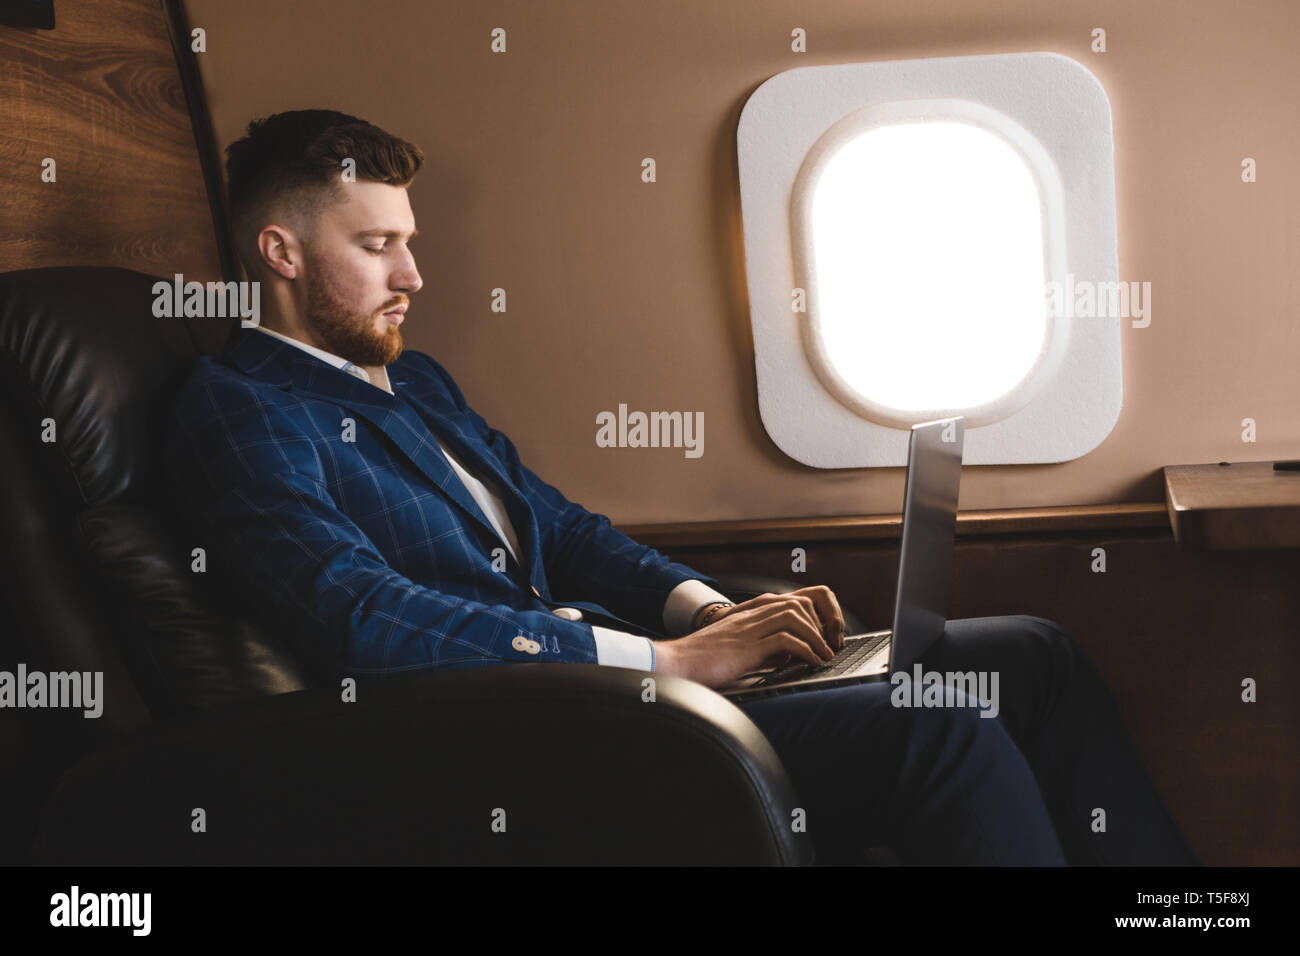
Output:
[1164,460,1300,549]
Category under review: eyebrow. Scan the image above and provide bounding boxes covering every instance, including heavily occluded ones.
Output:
[354,228,419,240]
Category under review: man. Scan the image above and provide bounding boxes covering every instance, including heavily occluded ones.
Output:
[164,109,1198,866]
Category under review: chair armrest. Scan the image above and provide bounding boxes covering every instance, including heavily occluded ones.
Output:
[30,663,812,865]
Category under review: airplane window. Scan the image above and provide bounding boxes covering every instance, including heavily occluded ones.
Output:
[801,120,1049,417]
[738,54,1119,466]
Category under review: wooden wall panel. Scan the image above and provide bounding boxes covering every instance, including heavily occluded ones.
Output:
[660,529,1300,865]
[0,0,219,277]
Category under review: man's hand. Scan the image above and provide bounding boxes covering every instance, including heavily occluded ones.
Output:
[657,586,846,688]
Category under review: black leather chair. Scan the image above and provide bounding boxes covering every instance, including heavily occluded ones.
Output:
[0,266,860,866]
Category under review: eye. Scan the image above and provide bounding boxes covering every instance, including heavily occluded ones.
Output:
[364,245,385,255]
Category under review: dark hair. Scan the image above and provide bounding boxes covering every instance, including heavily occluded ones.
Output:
[224,109,424,272]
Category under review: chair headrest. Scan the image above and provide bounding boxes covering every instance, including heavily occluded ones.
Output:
[0,266,231,506]
[0,267,308,725]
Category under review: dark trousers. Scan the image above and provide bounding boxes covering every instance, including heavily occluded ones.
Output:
[735,615,1200,866]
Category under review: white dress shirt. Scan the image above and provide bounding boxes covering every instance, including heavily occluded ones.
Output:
[253,325,732,670]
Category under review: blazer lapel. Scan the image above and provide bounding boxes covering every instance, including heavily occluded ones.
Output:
[397,385,544,585]
[224,327,542,587]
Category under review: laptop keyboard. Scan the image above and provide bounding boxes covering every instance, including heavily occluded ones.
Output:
[759,631,890,685]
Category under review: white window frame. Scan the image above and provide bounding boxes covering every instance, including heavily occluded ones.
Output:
[737,52,1121,467]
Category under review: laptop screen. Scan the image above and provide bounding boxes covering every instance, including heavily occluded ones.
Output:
[889,416,964,671]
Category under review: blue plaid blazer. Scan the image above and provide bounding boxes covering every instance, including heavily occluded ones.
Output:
[163,324,722,676]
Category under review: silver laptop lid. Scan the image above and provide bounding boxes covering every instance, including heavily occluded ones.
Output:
[889,416,964,672]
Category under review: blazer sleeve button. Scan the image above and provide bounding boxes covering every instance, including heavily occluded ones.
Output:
[511,635,530,651]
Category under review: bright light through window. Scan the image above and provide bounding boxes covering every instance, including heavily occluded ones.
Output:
[809,121,1048,412]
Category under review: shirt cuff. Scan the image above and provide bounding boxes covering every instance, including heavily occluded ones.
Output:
[592,626,656,671]
[662,578,735,637]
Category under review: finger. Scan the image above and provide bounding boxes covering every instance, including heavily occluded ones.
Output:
[728,595,831,658]
[788,593,822,636]
[793,585,845,650]
[742,593,822,641]
[730,592,785,614]
[756,632,824,670]
[781,599,834,659]
[750,604,835,661]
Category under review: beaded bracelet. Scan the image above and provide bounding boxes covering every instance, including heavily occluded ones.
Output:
[696,601,736,629]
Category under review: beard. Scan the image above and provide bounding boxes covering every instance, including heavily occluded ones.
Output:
[303,262,405,367]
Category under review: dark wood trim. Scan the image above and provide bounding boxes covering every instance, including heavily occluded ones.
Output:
[1165,461,1300,549]
[161,0,238,283]
[619,502,1171,548]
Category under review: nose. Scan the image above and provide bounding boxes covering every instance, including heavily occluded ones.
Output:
[392,248,422,296]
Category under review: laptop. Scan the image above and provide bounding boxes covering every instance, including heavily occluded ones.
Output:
[719,416,964,702]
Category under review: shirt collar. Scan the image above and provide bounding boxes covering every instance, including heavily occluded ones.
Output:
[254,325,392,394]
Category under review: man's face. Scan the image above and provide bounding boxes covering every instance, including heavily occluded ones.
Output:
[298,181,422,367]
